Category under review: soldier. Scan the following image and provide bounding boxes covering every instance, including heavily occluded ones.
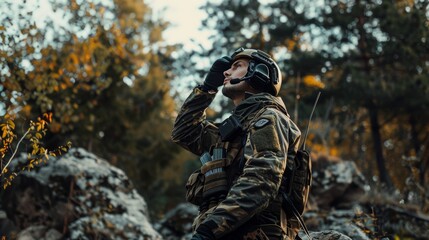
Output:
[171,47,302,240]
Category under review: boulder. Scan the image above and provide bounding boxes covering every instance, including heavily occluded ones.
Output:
[1,148,161,239]
[154,202,198,240]
[310,156,367,210]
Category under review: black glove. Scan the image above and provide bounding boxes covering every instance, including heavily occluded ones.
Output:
[203,56,232,90]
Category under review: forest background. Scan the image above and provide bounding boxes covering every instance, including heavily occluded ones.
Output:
[1,0,428,223]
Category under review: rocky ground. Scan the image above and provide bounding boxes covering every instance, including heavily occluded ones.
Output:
[1,148,428,239]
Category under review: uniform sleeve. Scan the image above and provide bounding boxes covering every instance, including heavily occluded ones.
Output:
[197,109,301,239]
[171,87,220,156]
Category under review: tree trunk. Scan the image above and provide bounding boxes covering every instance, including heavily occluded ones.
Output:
[367,100,394,189]
[355,0,393,190]
[408,115,427,186]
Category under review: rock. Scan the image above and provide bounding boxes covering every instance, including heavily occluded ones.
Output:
[0,210,18,238]
[310,159,367,210]
[298,230,352,240]
[303,207,370,240]
[154,203,198,240]
[16,225,62,240]
[1,148,161,240]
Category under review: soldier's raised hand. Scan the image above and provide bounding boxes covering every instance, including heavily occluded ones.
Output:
[203,56,232,90]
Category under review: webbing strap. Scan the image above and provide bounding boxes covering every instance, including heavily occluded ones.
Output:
[282,193,312,240]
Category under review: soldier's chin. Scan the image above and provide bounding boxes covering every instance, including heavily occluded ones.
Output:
[222,85,240,98]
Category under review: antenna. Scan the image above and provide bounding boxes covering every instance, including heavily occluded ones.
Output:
[302,92,321,151]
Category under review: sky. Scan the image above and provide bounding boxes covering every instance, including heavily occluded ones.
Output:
[8,0,212,50]
[146,0,213,50]
[146,0,218,102]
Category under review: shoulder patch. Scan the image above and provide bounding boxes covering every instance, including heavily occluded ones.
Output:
[254,118,270,128]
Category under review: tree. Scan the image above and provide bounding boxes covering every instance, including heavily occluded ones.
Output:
[316,0,429,189]
[1,0,185,217]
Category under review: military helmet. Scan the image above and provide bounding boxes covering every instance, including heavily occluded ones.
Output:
[231,47,282,96]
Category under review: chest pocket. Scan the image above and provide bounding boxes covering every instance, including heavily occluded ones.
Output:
[185,169,204,206]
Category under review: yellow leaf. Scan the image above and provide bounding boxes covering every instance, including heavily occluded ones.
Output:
[32,146,39,155]
[286,39,297,51]
[49,121,61,133]
[51,73,60,79]
[303,75,325,89]
[47,112,53,122]
[69,53,79,65]
[60,83,68,90]
[7,120,15,129]
[22,105,32,117]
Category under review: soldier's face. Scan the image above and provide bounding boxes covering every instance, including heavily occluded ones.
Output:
[222,58,255,102]
[223,58,249,84]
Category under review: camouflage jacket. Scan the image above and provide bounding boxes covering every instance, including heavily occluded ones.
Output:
[171,87,301,239]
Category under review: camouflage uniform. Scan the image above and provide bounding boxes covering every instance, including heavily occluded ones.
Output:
[171,87,301,240]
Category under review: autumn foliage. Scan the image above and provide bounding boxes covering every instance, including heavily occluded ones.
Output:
[0,113,71,189]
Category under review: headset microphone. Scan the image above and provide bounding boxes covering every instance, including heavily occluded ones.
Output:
[230,75,252,84]
[230,78,242,84]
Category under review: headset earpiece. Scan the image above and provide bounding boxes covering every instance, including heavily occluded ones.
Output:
[254,64,270,81]
[245,63,272,93]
